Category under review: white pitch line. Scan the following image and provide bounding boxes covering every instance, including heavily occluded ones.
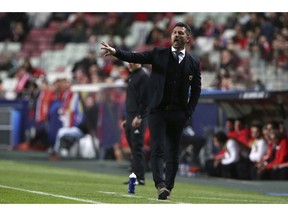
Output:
[0,185,195,204]
[0,184,103,204]
[98,191,188,204]
[98,191,117,195]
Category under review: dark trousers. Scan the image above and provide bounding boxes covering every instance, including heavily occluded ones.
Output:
[205,159,221,177]
[125,114,146,181]
[221,162,238,179]
[261,167,288,180]
[148,109,187,191]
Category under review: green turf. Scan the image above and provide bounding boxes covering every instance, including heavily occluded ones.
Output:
[0,159,288,204]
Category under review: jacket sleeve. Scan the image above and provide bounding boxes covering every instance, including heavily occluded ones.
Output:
[187,57,201,117]
[114,47,154,64]
[136,71,149,118]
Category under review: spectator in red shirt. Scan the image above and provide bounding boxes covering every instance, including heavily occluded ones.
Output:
[228,118,251,149]
[225,117,235,136]
[257,129,288,180]
[22,58,46,78]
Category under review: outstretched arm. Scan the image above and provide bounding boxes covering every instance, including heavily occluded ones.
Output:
[101,41,116,56]
[101,40,154,64]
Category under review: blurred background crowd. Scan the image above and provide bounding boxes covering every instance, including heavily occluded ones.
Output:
[0,12,288,179]
[1,12,288,94]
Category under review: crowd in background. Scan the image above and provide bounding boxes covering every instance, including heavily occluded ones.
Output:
[0,12,288,177]
[203,119,288,180]
[0,12,288,91]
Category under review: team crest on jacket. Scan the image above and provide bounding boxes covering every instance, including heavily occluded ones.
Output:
[189,75,193,81]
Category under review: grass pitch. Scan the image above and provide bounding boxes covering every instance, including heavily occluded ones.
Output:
[1,159,288,204]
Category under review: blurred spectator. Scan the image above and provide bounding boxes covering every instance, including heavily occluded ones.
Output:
[0,52,17,76]
[256,129,288,180]
[88,64,103,83]
[254,79,266,91]
[72,50,98,76]
[232,24,249,50]
[9,57,45,79]
[52,21,72,46]
[237,13,250,26]
[199,53,216,72]
[103,13,125,36]
[0,13,11,41]
[14,66,31,94]
[258,35,273,63]
[246,30,258,52]
[87,34,101,55]
[197,17,221,38]
[249,124,268,179]
[50,95,99,160]
[21,58,46,78]
[8,21,26,42]
[263,120,279,144]
[219,49,240,74]
[225,118,235,135]
[73,68,89,84]
[279,121,287,138]
[205,131,240,179]
[211,68,233,90]
[228,118,251,148]
[34,78,55,125]
[259,15,274,43]
[0,13,29,42]
[28,78,54,149]
[244,13,261,33]
[145,24,169,48]
[91,15,110,35]
[70,19,89,43]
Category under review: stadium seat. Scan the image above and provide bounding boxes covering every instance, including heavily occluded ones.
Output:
[7,43,21,53]
[195,37,214,55]
[0,42,5,52]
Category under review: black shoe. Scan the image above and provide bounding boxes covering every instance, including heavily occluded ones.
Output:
[157,184,170,200]
[123,179,145,185]
[136,179,145,185]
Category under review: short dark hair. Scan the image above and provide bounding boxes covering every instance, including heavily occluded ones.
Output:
[226,118,235,123]
[174,22,191,35]
[213,131,228,143]
[250,123,262,132]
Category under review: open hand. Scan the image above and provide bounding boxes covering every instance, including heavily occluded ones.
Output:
[101,41,116,56]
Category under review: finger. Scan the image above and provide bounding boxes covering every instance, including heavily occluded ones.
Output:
[101,41,108,47]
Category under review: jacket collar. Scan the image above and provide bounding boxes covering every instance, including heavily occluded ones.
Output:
[171,46,185,57]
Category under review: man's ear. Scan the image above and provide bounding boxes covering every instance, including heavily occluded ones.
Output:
[186,35,191,43]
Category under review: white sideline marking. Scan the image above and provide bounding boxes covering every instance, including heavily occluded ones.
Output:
[98,191,185,203]
[0,185,191,204]
[98,191,117,195]
[0,184,103,204]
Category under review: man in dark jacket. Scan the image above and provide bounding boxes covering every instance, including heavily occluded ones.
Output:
[101,22,201,200]
[122,62,149,185]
